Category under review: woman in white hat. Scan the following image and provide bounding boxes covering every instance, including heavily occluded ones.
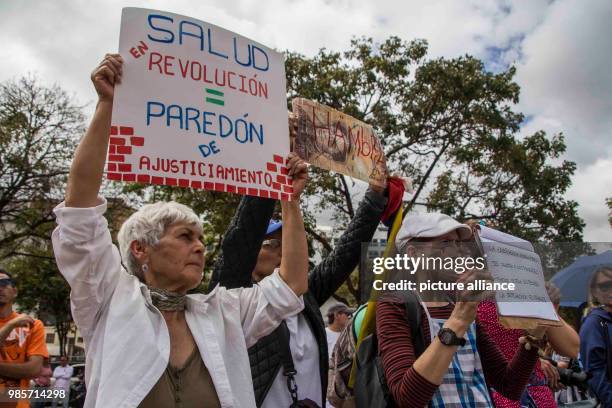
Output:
[375,212,540,407]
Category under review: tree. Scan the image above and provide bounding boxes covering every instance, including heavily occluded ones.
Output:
[0,76,84,260]
[285,37,585,303]
[607,197,612,227]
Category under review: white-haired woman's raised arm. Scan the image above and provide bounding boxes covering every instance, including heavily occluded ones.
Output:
[65,54,123,208]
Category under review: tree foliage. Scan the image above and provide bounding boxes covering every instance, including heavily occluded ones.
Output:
[0,76,84,260]
[286,37,583,242]
[0,76,84,355]
[285,37,584,302]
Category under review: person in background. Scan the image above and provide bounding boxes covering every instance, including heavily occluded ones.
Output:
[31,358,51,408]
[51,356,73,408]
[209,162,396,407]
[580,266,612,406]
[325,304,353,358]
[0,269,49,408]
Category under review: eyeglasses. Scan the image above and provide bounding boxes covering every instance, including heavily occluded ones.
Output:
[0,278,16,287]
[410,239,471,255]
[262,239,281,249]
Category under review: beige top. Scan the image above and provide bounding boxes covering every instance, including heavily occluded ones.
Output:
[139,348,221,408]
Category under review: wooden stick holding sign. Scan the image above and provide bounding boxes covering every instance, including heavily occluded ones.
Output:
[291,98,388,188]
[108,8,293,200]
[474,225,561,329]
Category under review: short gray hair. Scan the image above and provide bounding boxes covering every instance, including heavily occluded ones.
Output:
[117,201,202,279]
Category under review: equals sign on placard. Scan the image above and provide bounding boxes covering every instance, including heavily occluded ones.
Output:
[205,88,224,106]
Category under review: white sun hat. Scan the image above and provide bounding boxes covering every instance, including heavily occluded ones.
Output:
[395,212,472,253]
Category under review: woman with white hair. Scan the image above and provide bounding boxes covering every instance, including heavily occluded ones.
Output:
[51,54,309,407]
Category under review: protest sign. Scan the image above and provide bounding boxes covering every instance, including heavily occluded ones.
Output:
[292,98,388,188]
[108,8,293,200]
[478,226,560,329]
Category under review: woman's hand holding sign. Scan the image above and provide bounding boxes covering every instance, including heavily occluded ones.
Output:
[66,53,123,208]
[91,53,123,102]
[286,152,308,199]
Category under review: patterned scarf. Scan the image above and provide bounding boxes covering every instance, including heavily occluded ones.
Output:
[148,287,187,311]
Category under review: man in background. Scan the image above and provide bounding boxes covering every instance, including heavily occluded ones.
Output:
[51,356,72,408]
[325,304,353,355]
[0,269,48,408]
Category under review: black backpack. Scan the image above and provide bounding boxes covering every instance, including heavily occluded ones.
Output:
[354,291,426,408]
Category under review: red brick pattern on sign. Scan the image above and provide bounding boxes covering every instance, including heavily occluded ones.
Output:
[106,125,293,200]
[131,137,145,146]
[107,126,144,183]
[120,126,134,135]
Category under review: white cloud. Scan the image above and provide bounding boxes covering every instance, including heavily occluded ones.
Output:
[515,0,612,165]
[567,158,612,241]
[509,0,612,240]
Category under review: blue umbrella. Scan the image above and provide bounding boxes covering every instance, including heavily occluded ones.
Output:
[551,250,612,307]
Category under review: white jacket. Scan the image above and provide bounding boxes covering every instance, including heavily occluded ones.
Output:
[52,199,304,407]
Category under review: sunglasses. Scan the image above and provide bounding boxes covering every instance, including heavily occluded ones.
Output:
[262,239,281,249]
[597,281,612,291]
[0,278,16,287]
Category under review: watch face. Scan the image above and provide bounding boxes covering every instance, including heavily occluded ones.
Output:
[440,330,452,344]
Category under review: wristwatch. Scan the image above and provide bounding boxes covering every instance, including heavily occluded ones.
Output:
[437,327,466,347]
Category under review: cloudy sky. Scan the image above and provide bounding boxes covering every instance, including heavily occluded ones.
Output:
[1,0,610,241]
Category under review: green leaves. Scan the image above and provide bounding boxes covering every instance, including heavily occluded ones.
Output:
[283,36,585,302]
[285,35,584,246]
[0,76,84,260]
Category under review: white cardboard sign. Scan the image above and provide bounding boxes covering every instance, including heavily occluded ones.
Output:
[109,8,292,200]
[479,226,558,322]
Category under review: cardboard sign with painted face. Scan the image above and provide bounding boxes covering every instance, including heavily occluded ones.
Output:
[292,98,388,188]
[109,7,293,200]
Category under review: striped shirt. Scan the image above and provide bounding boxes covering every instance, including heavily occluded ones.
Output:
[376,300,538,407]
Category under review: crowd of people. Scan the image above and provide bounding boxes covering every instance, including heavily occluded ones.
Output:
[0,53,610,408]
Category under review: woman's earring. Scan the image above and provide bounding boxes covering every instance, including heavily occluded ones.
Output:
[142,264,149,274]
